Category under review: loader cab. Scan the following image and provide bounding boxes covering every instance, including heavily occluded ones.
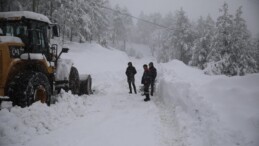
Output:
[0,11,62,101]
[0,12,60,61]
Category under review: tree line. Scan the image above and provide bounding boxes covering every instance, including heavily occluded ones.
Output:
[144,3,259,76]
[1,1,259,76]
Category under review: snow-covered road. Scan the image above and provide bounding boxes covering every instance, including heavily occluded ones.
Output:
[24,93,165,146]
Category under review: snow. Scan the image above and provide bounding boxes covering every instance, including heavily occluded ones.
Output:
[158,60,259,146]
[56,59,73,81]
[20,53,45,60]
[0,11,51,24]
[0,36,22,43]
[19,53,53,67]
[0,42,259,146]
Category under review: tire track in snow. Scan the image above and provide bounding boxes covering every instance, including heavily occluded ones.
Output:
[153,95,185,146]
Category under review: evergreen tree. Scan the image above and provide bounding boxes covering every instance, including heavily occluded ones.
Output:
[172,8,194,64]
[110,5,127,46]
[148,13,163,56]
[206,3,257,76]
[232,6,257,75]
[111,5,134,51]
[156,12,175,63]
[89,0,109,42]
[191,15,215,69]
[52,0,74,41]
[206,3,235,75]
[136,12,150,44]
[255,39,259,69]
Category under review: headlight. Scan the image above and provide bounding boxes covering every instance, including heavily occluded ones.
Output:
[9,46,25,58]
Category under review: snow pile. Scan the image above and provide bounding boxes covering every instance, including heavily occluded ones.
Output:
[199,74,259,145]
[157,59,259,146]
[0,91,88,146]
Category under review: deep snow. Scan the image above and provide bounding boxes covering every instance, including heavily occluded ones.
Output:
[0,42,259,146]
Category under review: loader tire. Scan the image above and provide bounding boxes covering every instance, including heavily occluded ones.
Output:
[69,66,80,95]
[8,71,51,107]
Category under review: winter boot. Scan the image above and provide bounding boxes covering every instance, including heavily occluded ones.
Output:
[144,95,150,102]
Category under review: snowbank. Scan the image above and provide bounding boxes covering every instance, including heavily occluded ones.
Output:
[157,60,259,146]
[0,91,88,146]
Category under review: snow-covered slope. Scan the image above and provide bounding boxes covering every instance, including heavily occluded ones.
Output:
[0,42,258,146]
[157,60,259,146]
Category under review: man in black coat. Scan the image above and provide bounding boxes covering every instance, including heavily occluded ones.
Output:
[148,62,157,96]
[126,62,137,94]
[141,64,151,101]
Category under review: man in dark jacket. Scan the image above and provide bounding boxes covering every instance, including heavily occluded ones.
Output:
[148,62,157,96]
[141,64,151,101]
[126,62,137,94]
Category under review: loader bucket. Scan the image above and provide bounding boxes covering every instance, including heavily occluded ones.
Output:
[79,75,92,95]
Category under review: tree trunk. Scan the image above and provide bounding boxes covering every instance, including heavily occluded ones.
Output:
[32,0,36,12]
[123,40,126,51]
[70,28,73,42]
[0,0,3,12]
[50,1,53,20]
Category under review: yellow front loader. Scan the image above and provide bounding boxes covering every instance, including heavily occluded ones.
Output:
[0,11,92,107]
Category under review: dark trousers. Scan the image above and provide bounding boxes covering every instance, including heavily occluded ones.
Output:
[144,83,150,100]
[150,81,155,96]
[128,78,136,93]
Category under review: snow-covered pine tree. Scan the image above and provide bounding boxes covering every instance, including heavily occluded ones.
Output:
[150,29,163,57]
[148,13,163,57]
[110,6,133,50]
[206,3,257,76]
[67,0,85,42]
[155,12,175,63]
[206,3,235,75]
[52,0,74,42]
[172,8,194,64]
[110,5,127,47]
[88,0,109,43]
[255,38,259,69]
[121,7,134,43]
[232,6,257,75]
[2,0,35,12]
[191,15,215,69]
[135,12,145,44]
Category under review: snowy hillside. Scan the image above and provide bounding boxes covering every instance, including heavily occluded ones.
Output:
[0,42,259,146]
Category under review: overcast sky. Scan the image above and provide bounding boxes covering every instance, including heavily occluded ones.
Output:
[109,0,259,37]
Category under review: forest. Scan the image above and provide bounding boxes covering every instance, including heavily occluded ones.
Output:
[1,0,259,76]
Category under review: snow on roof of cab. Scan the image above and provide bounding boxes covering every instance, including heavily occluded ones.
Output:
[0,36,22,43]
[0,11,51,24]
